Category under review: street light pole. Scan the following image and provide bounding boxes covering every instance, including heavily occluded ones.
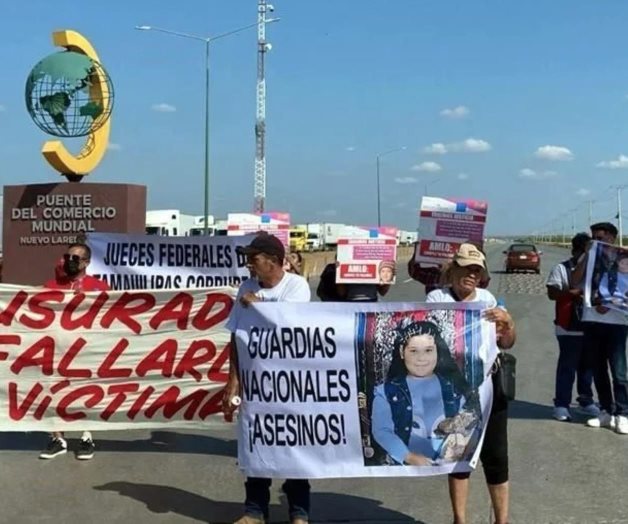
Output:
[204,40,210,235]
[136,19,279,234]
[376,146,406,227]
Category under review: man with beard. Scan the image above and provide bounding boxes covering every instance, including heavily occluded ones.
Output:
[39,242,109,461]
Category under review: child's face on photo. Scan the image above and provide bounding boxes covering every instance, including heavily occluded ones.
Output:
[402,334,437,377]
[618,257,628,274]
[380,266,394,283]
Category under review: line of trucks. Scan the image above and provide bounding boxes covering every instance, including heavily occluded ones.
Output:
[145,209,418,251]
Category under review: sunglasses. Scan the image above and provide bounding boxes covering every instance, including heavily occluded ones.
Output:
[63,254,86,263]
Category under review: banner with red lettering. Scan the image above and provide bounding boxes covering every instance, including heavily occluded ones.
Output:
[0,286,235,430]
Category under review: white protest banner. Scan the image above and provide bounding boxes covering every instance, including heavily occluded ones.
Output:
[87,232,252,290]
[227,212,291,248]
[0,286,235,431]
[234,301,497,479]
[585,241,628,318]
[336,227,398,284]
[416,197,488,264]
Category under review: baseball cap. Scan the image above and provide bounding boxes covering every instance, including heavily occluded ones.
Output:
[453,243,486,269]
[236,233,285,261]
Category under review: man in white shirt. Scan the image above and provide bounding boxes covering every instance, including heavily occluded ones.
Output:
[574,222,628,434]
[546,233,598,422]
[223,233,311,524]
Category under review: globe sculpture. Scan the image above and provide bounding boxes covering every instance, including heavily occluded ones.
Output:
[25,51,114,138]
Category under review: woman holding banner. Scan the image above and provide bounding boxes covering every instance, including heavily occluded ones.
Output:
[426,243,516,524]
[371,320,481,466]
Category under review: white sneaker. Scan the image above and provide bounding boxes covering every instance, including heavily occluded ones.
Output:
[615,415,628,435]
[553,406,571,422]
[579,404,601,417]
[586,411,616,429]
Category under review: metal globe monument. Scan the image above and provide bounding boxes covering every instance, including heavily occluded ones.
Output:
[3,30,146,287]
[25,51,114,138]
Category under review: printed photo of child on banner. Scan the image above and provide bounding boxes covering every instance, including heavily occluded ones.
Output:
[585,241,628,315]
[355,307,488,469]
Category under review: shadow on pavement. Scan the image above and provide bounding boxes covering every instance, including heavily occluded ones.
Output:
[0,431,236,457]
[508,400,553,420]
[94,481,421,523]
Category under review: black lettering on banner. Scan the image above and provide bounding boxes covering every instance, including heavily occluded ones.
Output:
[102,243,155,267]
[246,327,336,360]
[248,413,347,452]
[242,369,351,404]
[157,243,234,269]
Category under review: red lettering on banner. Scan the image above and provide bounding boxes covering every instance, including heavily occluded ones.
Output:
[144,386,208,420]
[192,293,233,330]
[0,291,28,326]
[148,292,193,331]
[198,390,224,419]
[19,291,64,330]
[207,343,230,383]
[100,383,140,421]
[60,292,109,330]
[57,385,104,421]
[97,339,132,378]
[136,339,177,378]
[127,386,155,420]
[11,336,54,375]
[100,292,156,334]
[0,335,21,362]
[8,382,43,420]
[173,340,216,382]
[34,380,71,420]
[58,338,92,378]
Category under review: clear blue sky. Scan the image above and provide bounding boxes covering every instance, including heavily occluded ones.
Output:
[2,0,628,235]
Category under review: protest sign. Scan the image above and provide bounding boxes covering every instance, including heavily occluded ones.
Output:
[227,212,290,248]
[416,198,488,264]
[0,286,235,430]
[87,232,251,290]
[585,241,628,318]
[233,301,497,479]
[336,227,398,284]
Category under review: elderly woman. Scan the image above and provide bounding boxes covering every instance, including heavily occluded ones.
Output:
[426,243,516,524]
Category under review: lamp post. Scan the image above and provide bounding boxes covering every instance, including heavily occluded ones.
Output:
[376,146,406,227]
[136,19,279,234]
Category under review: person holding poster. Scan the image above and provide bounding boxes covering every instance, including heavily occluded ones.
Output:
[223,233,311,524]
[371,320,481,466]
[546,233,598,422]
[40,243,110,461]
[574,222,628,434]
[426,243,516,524]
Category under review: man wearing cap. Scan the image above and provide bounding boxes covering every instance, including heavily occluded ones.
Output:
[573,222,628,434]
[223,233,311,524]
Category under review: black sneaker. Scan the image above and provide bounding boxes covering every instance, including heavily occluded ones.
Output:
[76,438,95,460]
[39,438,67,459]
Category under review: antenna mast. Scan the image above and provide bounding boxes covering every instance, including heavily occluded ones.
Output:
[254,0,274,212]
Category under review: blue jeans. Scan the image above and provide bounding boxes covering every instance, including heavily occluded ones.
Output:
[554,335,594,408]
[244,477,310,521]
[583,322,628,415]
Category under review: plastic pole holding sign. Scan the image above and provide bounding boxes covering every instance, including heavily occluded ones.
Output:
[227,212,290,248]
[415,197,488,265]
[336,226,398,284]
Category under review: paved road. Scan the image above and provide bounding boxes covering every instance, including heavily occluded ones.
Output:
[2,244,627,523]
